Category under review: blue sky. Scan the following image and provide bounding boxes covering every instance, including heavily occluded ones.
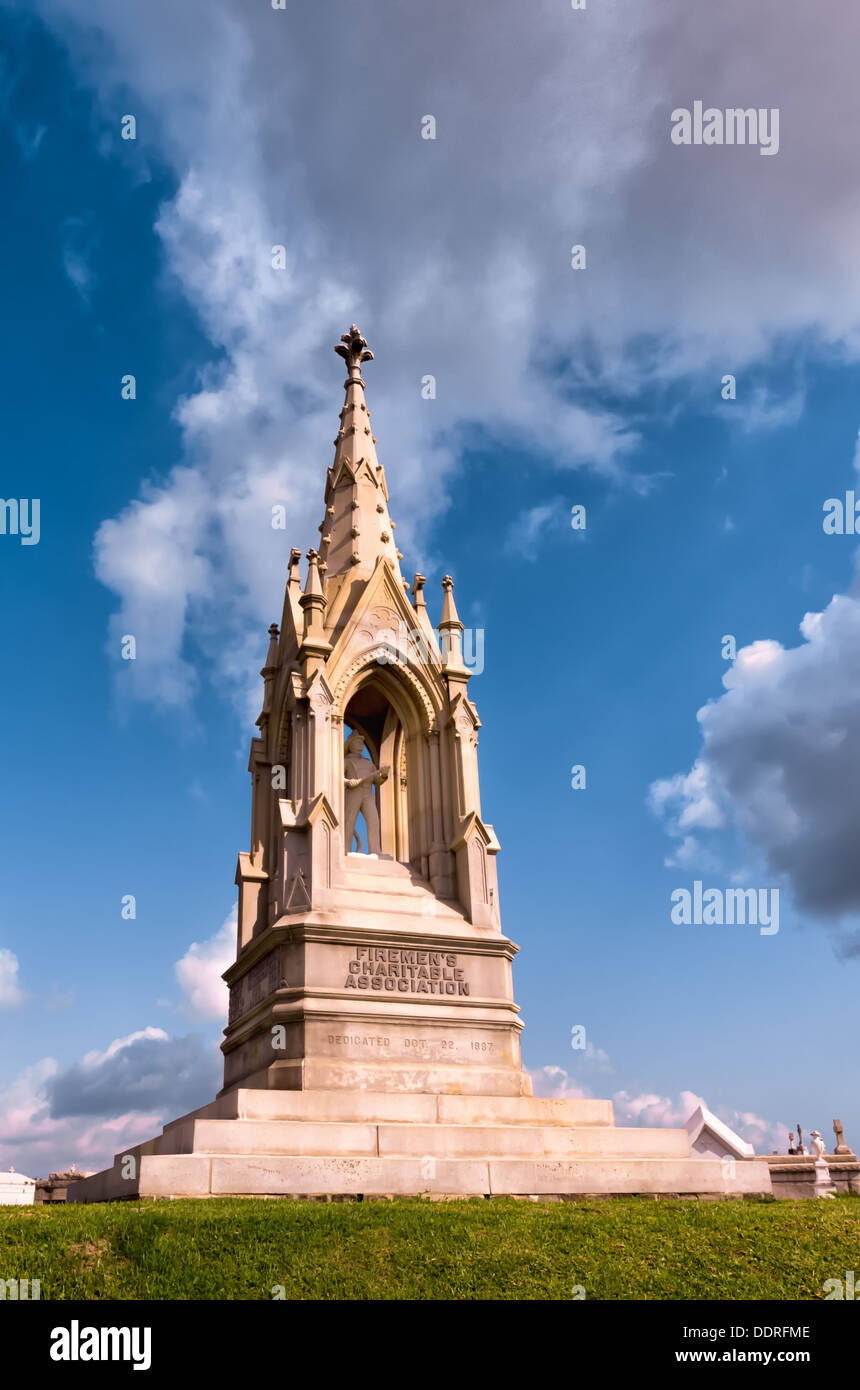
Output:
[2,0,860,1174]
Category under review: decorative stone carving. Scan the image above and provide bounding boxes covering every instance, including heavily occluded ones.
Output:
[332,650,437,733]
[285,867,311,912]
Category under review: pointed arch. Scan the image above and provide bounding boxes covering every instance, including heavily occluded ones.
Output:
[332,649,439,735]
[334,655,443,872]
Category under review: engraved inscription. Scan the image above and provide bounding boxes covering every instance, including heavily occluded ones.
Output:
[343,945,471,996]
[327,1034,390,1047]
[326,1033,458,1051]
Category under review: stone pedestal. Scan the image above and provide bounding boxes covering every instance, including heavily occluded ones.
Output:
[223,856,528,1098]
[68,1089,773,1202]
[812,1158,837,1197]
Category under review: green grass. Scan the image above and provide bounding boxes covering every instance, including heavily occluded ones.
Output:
[1,1196,858,1300]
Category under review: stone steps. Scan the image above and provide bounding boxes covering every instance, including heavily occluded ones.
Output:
[69,1152,772,1202]
[173,1089,616,1128]
[327,883,467,922]
[65,1086,774,1203]
[343,855,420,880]
[333,855,469,923]
[147,1118,693,1161]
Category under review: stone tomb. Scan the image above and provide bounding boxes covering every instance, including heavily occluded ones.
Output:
[70,327,771,1202]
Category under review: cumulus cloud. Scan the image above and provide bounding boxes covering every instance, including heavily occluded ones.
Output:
[530,1064,592,1102]
[93,468,216,708]
[651,586,860,941]
[0,1057,161,1178]
[26,0,860,713]
[0,948,27,1008]
[648,405,860,948]
[614,1089,789,1154]
[531,1066,787,1152]
[174,904,235,1021]
[613,1087,708,1129]
[45,1026,220,1119]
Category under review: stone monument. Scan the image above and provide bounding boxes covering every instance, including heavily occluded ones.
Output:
[809,1131,837,1197]
[0,1168,35,1206]
[70,326,772,1202]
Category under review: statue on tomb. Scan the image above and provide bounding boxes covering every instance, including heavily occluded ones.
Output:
[796,1124,808,1155]
[787,1133,797,1155]
[343,731,389,855]
[810,1130,826,1159]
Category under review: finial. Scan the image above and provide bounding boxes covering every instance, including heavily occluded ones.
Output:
[288,547,302,587]
[334,324,374,384]
[438,575,468,674]
[303,548,324,598]
[411,573,427,612]
[264,622,279,664]
[298,549,332,661]
[258,624,280,724]
[438,575,463,630]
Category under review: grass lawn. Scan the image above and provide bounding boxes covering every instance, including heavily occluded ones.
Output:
[1,1196,858,1300]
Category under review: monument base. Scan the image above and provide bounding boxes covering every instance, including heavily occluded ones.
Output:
[68,1088,773,1202]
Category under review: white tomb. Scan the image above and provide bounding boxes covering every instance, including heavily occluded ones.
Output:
[0,1170,36,1206]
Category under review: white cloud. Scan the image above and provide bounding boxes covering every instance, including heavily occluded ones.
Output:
[532,1066,787,1153]
[79,1026,168,1068]
[733,384,806,435]
[613,1087,707,1129]
[649,430,860,939]
[649,760,725,833]
[27,0,860,714]
[173,905,235,1022]
[530,1064,591,1102]
[46,1028,220,1123]
[93,467,216,708]
[0,1057,161,1179]
[505,498,574,559]
[651,587,860,941]
[0,948,26,1008]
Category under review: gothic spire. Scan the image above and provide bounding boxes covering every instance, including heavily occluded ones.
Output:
[318,324,402,580]
[298,549,332,662]
[437,574,469,677]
